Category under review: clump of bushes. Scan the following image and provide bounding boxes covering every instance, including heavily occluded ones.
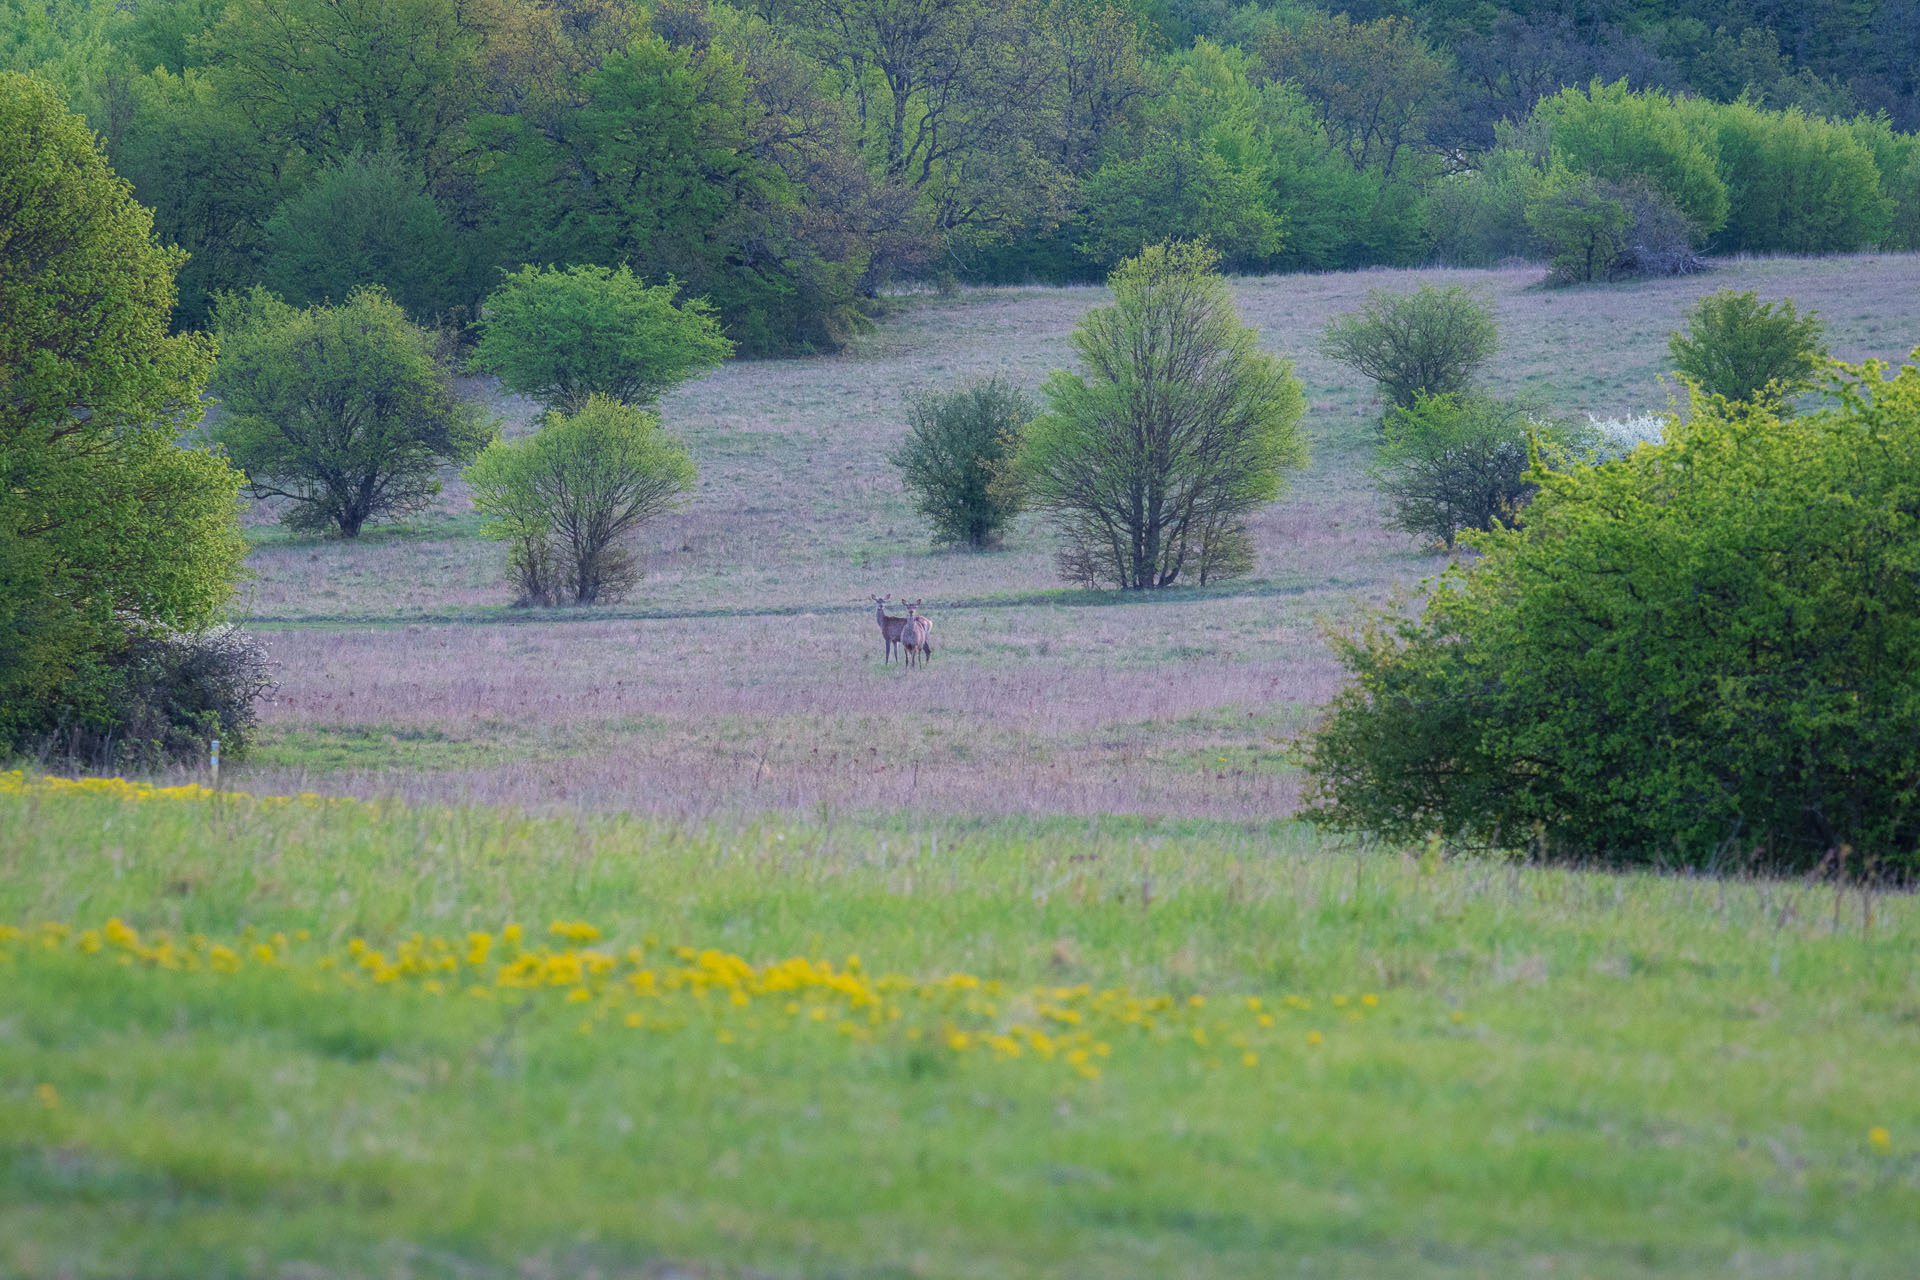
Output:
[465,396,697,606]
[36,627,276,770]
[1305,352,1920,877]
[889,377,1033,550]
[1669,289,1826,411]
[1320,285,1499,415]
[1372,395,1590,550]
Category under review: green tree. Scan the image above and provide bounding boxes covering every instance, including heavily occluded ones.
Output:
[466,396,697,606]
[1534,80,1729,239]
[1010,241,1307,590]
[1669,289,1827,410]
[260,147,470,320]
[1075,138,1283,271]
[0,71,244,745]
[1701,100,1889,254]
[1305,355,1920,876]
[889,376,1033,549]
[1320,284,1500,413]
[1523,167,1631,284]
[210,286,493,537]
[1373,394,1590,550]
[471,264,733,414]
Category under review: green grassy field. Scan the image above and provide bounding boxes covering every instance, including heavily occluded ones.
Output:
[3,778,1917,1278]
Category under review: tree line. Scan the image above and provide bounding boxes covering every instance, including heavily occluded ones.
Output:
[4,0,1918,352]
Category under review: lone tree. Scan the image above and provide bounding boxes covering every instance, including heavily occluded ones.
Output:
[465,395,697,606]
[1010,241,1307,590]
[1669,289,1826,411]
[0,71,245,750]
[890,376,1034,549]
[471,264,733,413]
[211,286,494,537]
[1320,283,1499,413]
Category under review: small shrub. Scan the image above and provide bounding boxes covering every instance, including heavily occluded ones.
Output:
[466,396,696,606]
[1527,172,1702,285]
[1372,394,1590,550]
[1305,353,1920,876]
[1668,289,1826,410]
[889,377,1034,549]
[38,626,276,769]
[1320,284,1499,414]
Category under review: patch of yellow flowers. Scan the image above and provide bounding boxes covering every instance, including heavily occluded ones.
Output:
[0,770,358,811]
[1,917,1387,1082]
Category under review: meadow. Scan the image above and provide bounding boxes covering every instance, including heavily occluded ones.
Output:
[231,255,1920,821]
[3,775,1917,1279]
[8,256,1920,1278]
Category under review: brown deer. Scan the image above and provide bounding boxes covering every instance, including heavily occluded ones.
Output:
[872,594,909,664]
[902,600,934,668]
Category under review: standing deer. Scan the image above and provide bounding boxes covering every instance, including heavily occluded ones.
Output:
[872,594,909,664]
[902,600,934,668]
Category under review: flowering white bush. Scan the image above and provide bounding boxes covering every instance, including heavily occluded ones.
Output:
[1586,412,1668,461]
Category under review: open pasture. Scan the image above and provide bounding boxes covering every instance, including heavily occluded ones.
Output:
[236,256,1920,820]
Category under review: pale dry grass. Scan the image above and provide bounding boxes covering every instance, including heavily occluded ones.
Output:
[234,255,1920,819]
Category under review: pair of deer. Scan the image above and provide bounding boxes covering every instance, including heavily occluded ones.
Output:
[871,595,935,668]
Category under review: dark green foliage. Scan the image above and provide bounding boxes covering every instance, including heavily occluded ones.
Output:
[889,377,1034,549]
[1013,241,1307,590]
[470,264,733,414]
[1320,285,1499,413]
[210,286,493,537]
[465,396,697,607]
[0,70,245,752]
[1703,101,1890,254]
[1373,395,1589,550]
[1669,290,1827,410]
[1305,357,1920,876]
[1075,138,1282,271]
[1533,80,1729,238]
[48,626,276,769]
[1526,170,1701,284]
[260,148,472,320]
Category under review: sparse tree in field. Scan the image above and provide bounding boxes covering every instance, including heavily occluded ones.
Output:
[1320,284,1499,414]
[0,71,246,752]
[470,265,734,415]
[1010,240,1307,591]
[465,396,697,606]
[210,286,494,537]
[889,376,1034,549]
[1372,394,1590,550]
[1669,289,1827,411]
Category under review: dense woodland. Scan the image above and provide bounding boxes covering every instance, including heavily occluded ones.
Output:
[6,0,1919,353]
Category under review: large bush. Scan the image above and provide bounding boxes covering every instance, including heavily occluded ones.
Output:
[42,627,277,770]
[1701,101,1889,254]
[1320,284,1500,413]
[1533,80,1729,240]
[1,71,246,754]
[465,396,696,606]
[1305,354,1920,876]
[1668,289,1827,411]
[890,377,1033,550]
[471,264,733,414]
[1373,394,1589,550]
[211,286,494,537]
[1010,241,1307,591]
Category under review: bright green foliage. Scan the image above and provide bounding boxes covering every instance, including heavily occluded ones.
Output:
[1668,289,1827,410]
[1534,80,1728,238]
[1701,101,1889,253]
[1013,241,1306,590]
[1372,394,1589,550]
[1320,284,1500,413]
[0,71,242,746]
[260,147,470,320]
[466,396,696,606]
[1075,138,1283,271]
[210,286,492,537]
[471,264,733,415]
[889,376,1035,549]
[1307,355,1920,874]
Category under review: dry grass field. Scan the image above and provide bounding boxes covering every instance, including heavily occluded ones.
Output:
[233,255,1920,820]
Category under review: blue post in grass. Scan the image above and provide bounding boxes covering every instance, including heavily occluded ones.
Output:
[210,738,220,790]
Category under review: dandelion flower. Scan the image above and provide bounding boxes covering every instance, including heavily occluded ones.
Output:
[1242,1052,1258,1067]
[1361,993,1379,1007]
[1869,1126,1892,1153]
[35,1083,58,1109]
[1307,1030,1324,1046]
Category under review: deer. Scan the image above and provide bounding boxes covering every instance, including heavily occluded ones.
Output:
[902,600,934,668]
[872,594,909,664]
